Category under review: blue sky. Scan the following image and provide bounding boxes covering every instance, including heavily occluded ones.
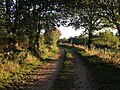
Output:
[58,26,85,39]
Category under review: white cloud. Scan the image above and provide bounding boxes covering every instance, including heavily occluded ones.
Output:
[57,26,84,39]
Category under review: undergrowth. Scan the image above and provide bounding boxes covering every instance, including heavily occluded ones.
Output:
[39,45,59,59]
[0,46,60,89]
[0,51,41,89]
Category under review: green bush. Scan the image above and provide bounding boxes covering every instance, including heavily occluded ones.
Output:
[92,30,120,49]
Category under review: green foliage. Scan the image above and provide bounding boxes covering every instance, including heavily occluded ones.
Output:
[39,45,59,59]
[18,34,29,50]
[39,35,45,49]
[58,37,68,44]
[92,30,120,49]
[66,52,73,59]
[44,27,61,48]
[0,51,40,89]
[38,34,59,59]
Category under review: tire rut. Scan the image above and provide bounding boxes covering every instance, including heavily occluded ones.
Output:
[52,49,98,90]
[71,51,98,90]
[18,49,65,90]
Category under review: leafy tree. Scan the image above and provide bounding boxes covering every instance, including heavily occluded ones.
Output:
[99,0,120,36]
[0,0,70,52]
[68,0,105,49]
[58,37,68,44]
[92,30,120,49]
[78,34,88,45]
[44,27,61,49]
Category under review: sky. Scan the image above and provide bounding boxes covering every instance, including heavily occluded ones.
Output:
[58,26,118,39]
[58,26,85,39]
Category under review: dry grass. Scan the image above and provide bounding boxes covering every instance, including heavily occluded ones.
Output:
[0,51,41,89]
[75,45,120,65]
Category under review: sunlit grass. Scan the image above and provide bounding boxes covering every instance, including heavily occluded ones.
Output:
[60,44,120,89]
[70,44,120,65]
[0,51,41,89]
[69,44,120,90]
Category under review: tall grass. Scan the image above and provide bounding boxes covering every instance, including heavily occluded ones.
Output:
[77,48,120,90]
[0,51,41,89]
[74,45,120,65]
[65,44,120,90]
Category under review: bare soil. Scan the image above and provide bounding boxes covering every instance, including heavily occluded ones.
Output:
[11,48,98,90]
[18,49,65,90]
[71,50,98,90]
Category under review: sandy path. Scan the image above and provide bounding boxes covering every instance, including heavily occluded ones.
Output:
[14,48,98,90]
[71,51,98,90]
[18,49,65,90]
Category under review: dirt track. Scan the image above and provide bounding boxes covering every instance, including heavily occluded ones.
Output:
[71,50,98,90]
[14,49,98,90]
[18,49,65,90]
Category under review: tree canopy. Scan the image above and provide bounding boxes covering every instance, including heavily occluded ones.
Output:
[0,0,120,50]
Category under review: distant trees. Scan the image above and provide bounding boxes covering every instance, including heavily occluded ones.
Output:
[92,31,120,49]
[60,30,120,50]
[59,34,88,46]
[44,27,61,49]
[58,37,68,44]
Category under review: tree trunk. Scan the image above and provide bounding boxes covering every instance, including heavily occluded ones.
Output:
[117,0,120,36]
[88,30,92,50]
[116,25,120,36]
[6,0,11,34]
[36,25,41,49]
[28,36,34,50]
[36,32,40,49]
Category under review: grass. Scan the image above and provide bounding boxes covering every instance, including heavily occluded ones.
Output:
[0,51,41,89]
[0,46,60,89]
[52,50,74,90]
[71,45,120,90]
[60,44,120,90]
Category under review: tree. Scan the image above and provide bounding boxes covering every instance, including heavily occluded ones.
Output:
[0,0,71,52]
[58,37,68,44]
[44,27,61,49]
[99,0,120,36]
[92,30,120,49]
[69,0,105,49]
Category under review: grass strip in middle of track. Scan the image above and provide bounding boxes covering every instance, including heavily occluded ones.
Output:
[51,50,74,90]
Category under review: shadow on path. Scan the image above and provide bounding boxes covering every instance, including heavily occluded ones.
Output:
[18,49,65,90]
